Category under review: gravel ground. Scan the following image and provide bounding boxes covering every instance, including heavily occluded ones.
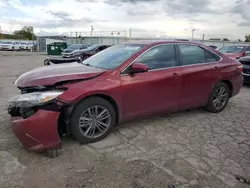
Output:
[0,51,250,188]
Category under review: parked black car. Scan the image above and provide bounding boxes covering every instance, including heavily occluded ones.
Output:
[238,56,250,83]
[208,45,218,50]
[44,44,111,66]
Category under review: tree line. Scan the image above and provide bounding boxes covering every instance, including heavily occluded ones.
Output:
[0,26,36,40]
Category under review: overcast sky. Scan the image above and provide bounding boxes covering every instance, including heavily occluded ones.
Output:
[0,0,250,40]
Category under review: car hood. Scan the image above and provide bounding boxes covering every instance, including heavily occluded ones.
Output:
[76,49,92,53]
[14,62,106,88]
[238,56,250,65]
[224,53,243,59]
[62,49,76,53]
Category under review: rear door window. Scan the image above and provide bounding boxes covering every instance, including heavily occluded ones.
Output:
[179,45,206,65]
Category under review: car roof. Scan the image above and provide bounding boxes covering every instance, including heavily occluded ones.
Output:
[221,44,250,47]
[124,40,201,46]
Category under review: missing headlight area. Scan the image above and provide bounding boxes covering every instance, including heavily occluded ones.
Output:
[20,107,37,119]
[7,86,68,119]
[8,100,62,119]
[8,106,37,119]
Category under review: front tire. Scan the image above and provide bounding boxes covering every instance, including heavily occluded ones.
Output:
[46,148,61,158]
[44,59,50,66]
[205,82,230,113]
[70,97,116,144]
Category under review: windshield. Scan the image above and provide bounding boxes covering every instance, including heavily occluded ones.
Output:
[82,43,145,69]
[2,42,13,44]
[68,44,82,49]
[87,44,102,51]
[219,46,245,53]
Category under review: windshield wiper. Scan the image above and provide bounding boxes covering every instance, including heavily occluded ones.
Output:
[82,63,91,66]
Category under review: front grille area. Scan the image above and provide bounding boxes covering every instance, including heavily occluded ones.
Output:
[243,75,250,83]
[240,61,250,65]
[243,68,250,74]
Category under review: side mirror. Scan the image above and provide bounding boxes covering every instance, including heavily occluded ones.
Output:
[128,63,148,74]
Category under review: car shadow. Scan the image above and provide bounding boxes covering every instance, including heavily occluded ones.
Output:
[116,107,208,130]
[243,83,250,88]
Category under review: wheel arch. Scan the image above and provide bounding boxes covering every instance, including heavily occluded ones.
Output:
[220,80,233,97]
[58,93,120,136]
[83,94,120,124]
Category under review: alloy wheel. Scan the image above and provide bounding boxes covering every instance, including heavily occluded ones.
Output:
[212,86,228,110]
[78,105,111,138]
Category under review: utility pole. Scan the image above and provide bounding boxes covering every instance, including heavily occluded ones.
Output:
[0,25,2,39]
[90,26,94,45]
[124,30,127,41]
[31,28,35,52]
[111,31,114,45]
[129,28,132,41]
[75,31,78,44]
[202,34,205,43]
[191,28,199,40]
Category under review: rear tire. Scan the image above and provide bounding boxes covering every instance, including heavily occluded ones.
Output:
[205,82,230,113]
[70,97,116,144]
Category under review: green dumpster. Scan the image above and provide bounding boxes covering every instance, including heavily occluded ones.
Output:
[47,42,67,55]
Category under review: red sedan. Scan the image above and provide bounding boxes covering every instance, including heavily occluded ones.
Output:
[219,45,250,59]
[7,41,243,155]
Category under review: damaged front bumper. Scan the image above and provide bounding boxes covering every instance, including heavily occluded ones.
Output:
[7,89,70,151]
[11,109,62,151]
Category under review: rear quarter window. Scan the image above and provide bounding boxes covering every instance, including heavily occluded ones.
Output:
[179,45,206,65]
[203,48,221,62]
[178,44,221,65]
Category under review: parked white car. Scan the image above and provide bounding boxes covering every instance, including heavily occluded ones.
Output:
[0,41,19,50]
[18,42,29,50]
[26,43,34,50]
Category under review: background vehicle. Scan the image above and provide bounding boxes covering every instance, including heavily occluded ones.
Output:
[219,45,250,59]
[44,56,82,66]
[238,56,250,83]
[0,41,18,50]
[61,44,89,57]
[208,45,218,50]
[72,44,112,60]
[19,42,29,50]
[44,44,112,65]
[8,41,243,154]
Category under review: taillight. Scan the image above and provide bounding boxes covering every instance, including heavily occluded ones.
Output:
[238,64,243,72]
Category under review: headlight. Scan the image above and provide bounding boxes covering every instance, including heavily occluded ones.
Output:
[72,52,81,56]
[8,90,63,108]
